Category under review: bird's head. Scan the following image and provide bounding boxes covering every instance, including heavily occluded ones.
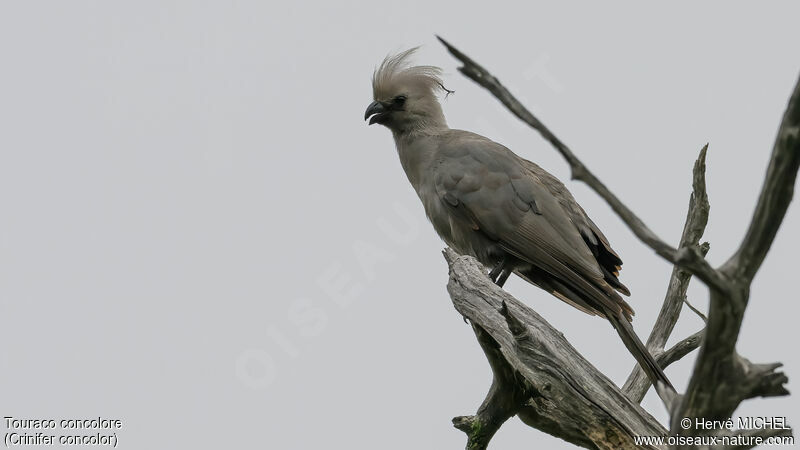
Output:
[365,48,450,133]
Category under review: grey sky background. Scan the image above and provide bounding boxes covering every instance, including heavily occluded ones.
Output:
[1,2,799,449]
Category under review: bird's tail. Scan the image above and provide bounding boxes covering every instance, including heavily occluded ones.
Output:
[606,310,674,392]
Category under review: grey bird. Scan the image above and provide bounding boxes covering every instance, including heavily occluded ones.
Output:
[364,48,673,391]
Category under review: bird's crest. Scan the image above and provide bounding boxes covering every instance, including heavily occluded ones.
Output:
[372,48,450,100]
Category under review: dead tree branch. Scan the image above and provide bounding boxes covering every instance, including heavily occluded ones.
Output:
[445,249,667,450]
[674,75,800,432]
[623,145,710,402]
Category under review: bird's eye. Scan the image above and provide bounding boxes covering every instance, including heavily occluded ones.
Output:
[393,95,407,106]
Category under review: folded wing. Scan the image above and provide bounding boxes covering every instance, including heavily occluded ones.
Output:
[435,133,633,320]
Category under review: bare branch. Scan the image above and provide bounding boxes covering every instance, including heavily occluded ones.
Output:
[451,323,525,450]
[736,356,791,399]
[673,76,799,430]
[436,35,726,291]
[623,145,710,401]
[660,329,704,368]
[444,249,667,449]
[725,75,800,282]
[644,145,710,349]
[683,298,708,323]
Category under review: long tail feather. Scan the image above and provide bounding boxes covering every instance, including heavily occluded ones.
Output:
[606,310,674,393]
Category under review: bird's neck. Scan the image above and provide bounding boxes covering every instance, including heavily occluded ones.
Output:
[391,119,448,139]
[393,128,445,191]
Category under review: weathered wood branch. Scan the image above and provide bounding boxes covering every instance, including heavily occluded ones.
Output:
[451,323,528,449]
[726,79,800,282]
[646,145,711,350]
[658,329,704,370]
[623,145,711,402]
[682,298,708,322]
[672,76,799,435]
[445,249,667,450]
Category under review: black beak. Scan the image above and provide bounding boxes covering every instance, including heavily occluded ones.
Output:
[364,101,389,125]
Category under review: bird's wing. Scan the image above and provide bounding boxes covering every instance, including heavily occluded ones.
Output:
[434,133,631,318]
[518,158,630,296]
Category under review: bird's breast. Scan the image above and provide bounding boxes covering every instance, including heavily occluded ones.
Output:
[416,182,498,266]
